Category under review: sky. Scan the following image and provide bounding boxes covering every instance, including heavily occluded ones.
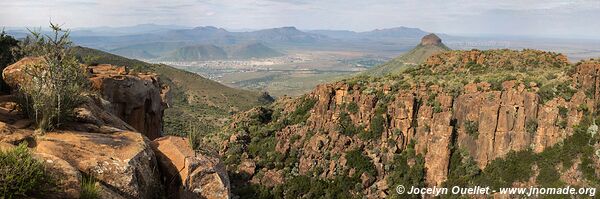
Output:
[1,0,600,39]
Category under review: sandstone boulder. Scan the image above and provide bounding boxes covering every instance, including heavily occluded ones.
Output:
[35,131,162,199]
[151,136,231,199]
[2,57,46,90]
[89,64,169,140]
[3,58,169,139]
[33,152,82,199]
[0,121,34,145]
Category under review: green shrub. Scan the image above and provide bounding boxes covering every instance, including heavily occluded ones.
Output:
[557,119,568,129]
[361,114,384,140]
[0,30,22,92]
[337,112,362,136]
[444,147,480,189]
[585,87,595,99]
[387,141,425,199]
[464,120,479,138]
[187,122,201,150]
[558,106,568,118]
[475,150,535,189]
[346,101,359,114]
[0,143,55,198]
[345,149,376,177]
[17,23,88,131]
[287,97,317,125]
[526,119,538,135]
[80,174,100,199]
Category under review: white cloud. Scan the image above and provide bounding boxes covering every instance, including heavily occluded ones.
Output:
[0,0,599,38]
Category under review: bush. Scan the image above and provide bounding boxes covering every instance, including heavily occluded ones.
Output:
[0,143,55,198]
[526,119,538,135]
[286,97,317,125]
[17,23,88,131]
[337,112,362,136]
[361,114,384,140]
[387,142,425,199]
[346,101,359,114]
[345,149,376,177]
[464,120,479,138]
[80,174,100,199]
[0,30,22,92]
[558,106,568,118]
[187,122,201,150]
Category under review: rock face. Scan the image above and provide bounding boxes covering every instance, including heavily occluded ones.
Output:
[2,59,170,140]
[221,50,600,198]
[35,131,163,199]
[1,58,175,198]
[420,33,442,46]
[151,136,231,199]
[89,64,170,140]
[1,57,45,90]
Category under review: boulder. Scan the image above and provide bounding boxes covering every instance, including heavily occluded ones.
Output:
[89,64,170,140]
[3,58,170,139]
[35,131,162,199]
[2,57,45,90]
[33,152,82,199]
[151,136,231,199]
[0,121,34,145]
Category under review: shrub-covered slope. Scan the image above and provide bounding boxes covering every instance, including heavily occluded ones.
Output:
[216,49,600,198]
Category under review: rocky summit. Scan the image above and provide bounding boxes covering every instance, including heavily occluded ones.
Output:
[420,33,443,46]
[0,58,231,199]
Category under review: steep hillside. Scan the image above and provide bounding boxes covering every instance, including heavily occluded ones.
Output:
[216,49,600,198]
[164,44,228,61]
[72,46,268,136]
[364,33,450,77]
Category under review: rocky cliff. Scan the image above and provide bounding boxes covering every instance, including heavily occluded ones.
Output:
[219,50,600,198]
[0,58,231,199]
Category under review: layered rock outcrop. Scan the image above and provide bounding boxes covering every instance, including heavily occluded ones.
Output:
[88,64,170,140]
[3,59,170,139]
[152,136,231,199]
[0,57,230,199]
[222,50,600,198]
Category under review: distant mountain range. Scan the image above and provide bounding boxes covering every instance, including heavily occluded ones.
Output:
[160,42,283,61]
[309,26,429,40]
[6,24,438,60]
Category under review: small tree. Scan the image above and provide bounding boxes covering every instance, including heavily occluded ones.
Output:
[17,23,88,131]
[0,29,22,92]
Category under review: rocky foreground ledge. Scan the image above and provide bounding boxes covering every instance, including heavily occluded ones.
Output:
[0,57,231,199]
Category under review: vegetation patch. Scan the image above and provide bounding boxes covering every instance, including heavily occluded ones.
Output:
[463,120,479,138]
[17,23,88,131]
[286,97,317,125]
[345,149,376,177]
[387,141,426,199]
[0,143,55,198]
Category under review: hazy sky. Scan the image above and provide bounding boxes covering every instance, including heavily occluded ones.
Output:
[2,0,600,38]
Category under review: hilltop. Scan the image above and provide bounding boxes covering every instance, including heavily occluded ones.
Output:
[363,33,450,76]
[215,48,600,198]
[72,46,269,135]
